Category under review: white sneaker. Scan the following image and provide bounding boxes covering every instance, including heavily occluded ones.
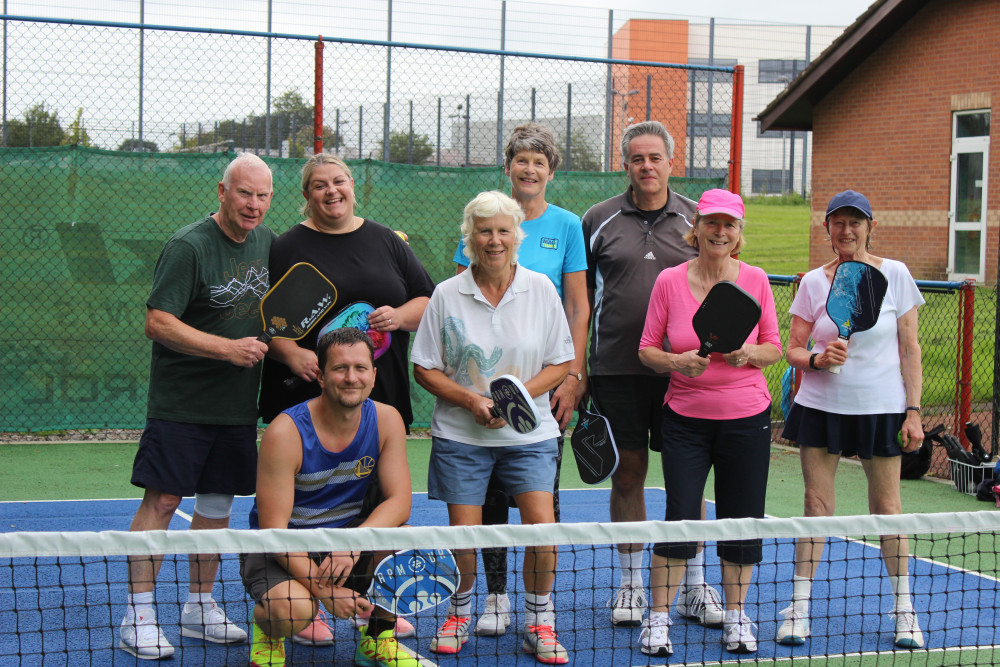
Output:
[776,604,810,645]
[119,612,175,660]
[475,593,512,636]
[676,583,725,628]
[180,600,248,643]
[609,584,647,626]
[522,611,568,665]
[723,609,757,653]
[639,614,673,657]
[893,610,924,649]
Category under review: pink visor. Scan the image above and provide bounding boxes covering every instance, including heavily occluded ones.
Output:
[696,188,744,219]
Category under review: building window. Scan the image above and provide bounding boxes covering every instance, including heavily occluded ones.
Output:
[949,110,990,281]
[752,168,792,194]
[759,59,806,84]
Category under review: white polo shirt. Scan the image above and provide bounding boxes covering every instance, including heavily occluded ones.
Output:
[411,264,575,446]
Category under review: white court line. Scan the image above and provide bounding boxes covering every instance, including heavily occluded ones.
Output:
[658,643,1000,666]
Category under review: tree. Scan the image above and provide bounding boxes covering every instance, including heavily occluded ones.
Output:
[292,124,341,159]
[62,108,94,147]
[378,130,434,164]
[5,103,66,147]
[117,138,159,152]
[557,129,602,172]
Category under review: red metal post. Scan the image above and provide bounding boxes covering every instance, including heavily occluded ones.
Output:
[728,65,744,195]
[314,36,324,155]
[955,280,976,447]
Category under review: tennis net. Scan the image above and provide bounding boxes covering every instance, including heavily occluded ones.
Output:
[2,510,1000,666]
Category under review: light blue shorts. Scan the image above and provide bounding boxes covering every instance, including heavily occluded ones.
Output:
[427,437,558,505]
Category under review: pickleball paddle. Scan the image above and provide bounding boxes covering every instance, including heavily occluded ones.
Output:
[489,374,540,434]
[257,262,337,344]
[282,301,391,390]
[825,260,887,374]
[693,281,762,357]
[368,548,459,616]
[571,400,619,485]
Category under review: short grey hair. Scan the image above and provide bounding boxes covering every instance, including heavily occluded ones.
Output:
[504,122,560,172]
[460,191,526,267]
[620,121,675,165]
[221,153,272,191]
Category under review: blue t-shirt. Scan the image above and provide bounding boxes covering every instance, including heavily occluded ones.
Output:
[453,203,587,298]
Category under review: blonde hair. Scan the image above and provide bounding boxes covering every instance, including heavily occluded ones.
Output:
[299,153,354,218]
[460,191,526,267]
[683,212,746,256]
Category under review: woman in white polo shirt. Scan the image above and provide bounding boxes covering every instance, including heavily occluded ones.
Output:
[411,190,574,665]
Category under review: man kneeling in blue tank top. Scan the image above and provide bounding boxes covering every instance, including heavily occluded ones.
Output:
[241,328,417,667]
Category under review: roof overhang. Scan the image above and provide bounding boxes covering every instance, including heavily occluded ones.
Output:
[757,0,929,132]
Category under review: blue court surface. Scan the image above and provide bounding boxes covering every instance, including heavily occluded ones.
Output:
[2,488,998,666]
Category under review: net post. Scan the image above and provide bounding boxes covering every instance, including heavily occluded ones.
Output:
[314,35,324,155]
[956,279,976,446]
[728,64,744,195]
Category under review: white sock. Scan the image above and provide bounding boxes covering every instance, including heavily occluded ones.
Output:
[684,551,705,588]
[183,592,214,614]
[648,609,670,626]
[791,575,812,614]
[127,591,154,620]
[524,592,551,626]
[889,575,913,613]
[618,549,645,587]
[451,589,473,617]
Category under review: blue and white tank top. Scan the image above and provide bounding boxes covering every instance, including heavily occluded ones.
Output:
[249,398,380,529]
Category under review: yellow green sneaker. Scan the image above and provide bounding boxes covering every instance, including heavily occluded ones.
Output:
[249,621,286,667]
[354,625,420,667]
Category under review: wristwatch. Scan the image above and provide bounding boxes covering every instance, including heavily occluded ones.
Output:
[568,370,583,381]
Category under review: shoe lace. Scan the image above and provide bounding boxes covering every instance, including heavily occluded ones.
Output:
[483,596,498,613]
[610,585,645,609]
[779,604,805,621]
[891,610,917,630]
[730,614,758,642]
[438,615,469,636]
[527,624,560,646]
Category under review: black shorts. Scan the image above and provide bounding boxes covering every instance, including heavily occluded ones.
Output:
[240,551,375,604]
[782,404,904,459]
[131,418,258,497]
[653,404,771,565]
[589,375,670,452]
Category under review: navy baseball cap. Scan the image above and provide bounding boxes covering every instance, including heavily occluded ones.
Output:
[825,190,873,219]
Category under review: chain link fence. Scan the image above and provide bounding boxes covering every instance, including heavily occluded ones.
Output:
[764,278,998,479]
[1,16,997,482]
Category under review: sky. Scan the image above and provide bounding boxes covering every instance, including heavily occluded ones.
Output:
[544,0,877,26]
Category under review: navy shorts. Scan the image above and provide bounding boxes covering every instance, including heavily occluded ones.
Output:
[782,404,904,459]
[131,418,258,497]
[653,404,771,565]
[589,374,670,452]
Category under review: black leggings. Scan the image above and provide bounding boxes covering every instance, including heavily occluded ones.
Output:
[652,404,771,565]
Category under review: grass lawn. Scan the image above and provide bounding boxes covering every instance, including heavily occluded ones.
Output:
[740,201,811,275]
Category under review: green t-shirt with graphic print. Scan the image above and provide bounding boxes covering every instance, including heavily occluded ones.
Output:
[145,215,275,425]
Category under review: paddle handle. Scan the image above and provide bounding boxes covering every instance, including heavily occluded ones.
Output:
[827,335,848,374]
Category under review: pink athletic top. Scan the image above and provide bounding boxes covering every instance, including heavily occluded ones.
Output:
[639,261,782,420]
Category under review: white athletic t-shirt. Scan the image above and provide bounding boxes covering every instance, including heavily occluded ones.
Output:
[790,258,924,415]
[410,265,575,446]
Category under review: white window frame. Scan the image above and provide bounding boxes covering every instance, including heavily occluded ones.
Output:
[948,110,990,282]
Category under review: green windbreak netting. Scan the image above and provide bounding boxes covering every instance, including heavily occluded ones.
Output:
[0,146,723,431]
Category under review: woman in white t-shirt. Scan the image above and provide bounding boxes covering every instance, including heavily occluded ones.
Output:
[411,190,574,664]
[777,190,925,651]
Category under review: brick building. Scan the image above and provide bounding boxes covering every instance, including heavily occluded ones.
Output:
[757,0,998,283]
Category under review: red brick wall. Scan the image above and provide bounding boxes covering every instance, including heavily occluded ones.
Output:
[810,0,1000,283]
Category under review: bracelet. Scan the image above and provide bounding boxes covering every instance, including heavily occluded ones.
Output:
[809,352,819,370]
[906,406,921,413]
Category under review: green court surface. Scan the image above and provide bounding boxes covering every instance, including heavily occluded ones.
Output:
[0,438,989,520]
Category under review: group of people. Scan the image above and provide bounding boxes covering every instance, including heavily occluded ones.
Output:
[117,118,926,666]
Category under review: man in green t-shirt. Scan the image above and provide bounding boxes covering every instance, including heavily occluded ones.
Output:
[119,153,277,660]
